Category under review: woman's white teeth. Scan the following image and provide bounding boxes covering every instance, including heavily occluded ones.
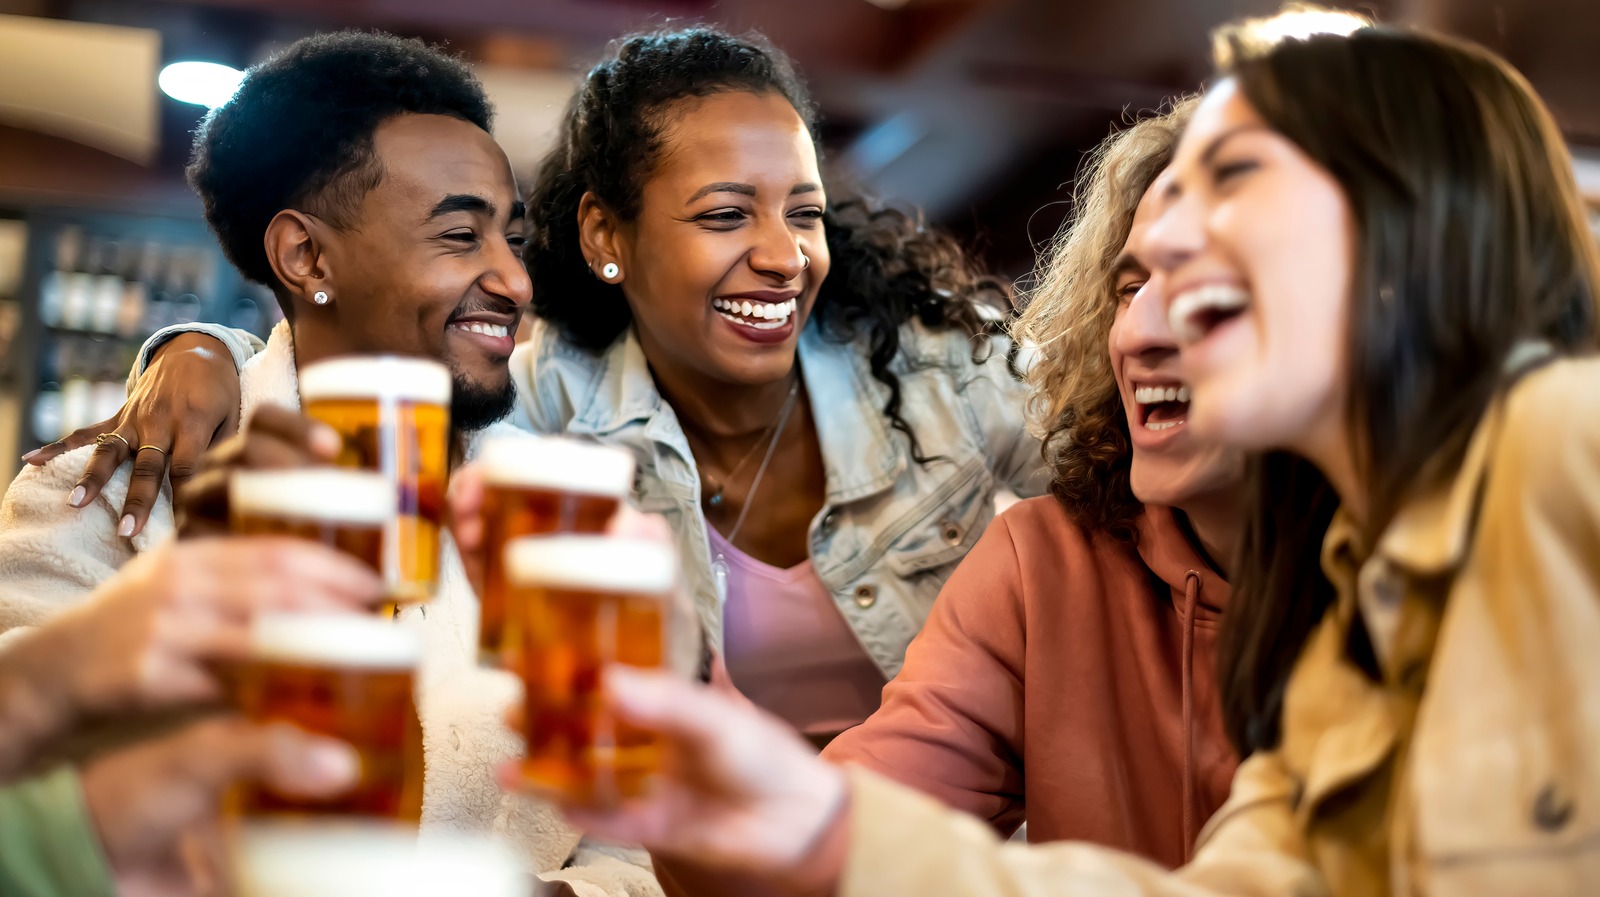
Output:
[1168,284,1251,343]
[1134,385,1191,404]
[451,321,509,338]
[712,298,798,328]
[1145,421,1181,431]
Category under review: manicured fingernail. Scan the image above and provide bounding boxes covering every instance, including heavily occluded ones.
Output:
[68,486,86,508]
[302,740,361,789]
[118,515,136,538]
[310,424,341,457]
[21,449,40,463]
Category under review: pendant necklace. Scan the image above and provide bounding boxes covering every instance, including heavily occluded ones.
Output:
[706,379,801,604]
[699,379,797,510]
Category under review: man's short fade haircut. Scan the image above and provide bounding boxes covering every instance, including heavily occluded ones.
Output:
[187,30,494,298]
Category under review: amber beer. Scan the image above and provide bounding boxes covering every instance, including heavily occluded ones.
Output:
[478,436,635,662]
[229,469,394,575]
[299,356,451,603]
[508,535,676,804]
[226,612,424,822]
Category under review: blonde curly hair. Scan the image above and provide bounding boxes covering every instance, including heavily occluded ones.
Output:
[1013,97,1197,538]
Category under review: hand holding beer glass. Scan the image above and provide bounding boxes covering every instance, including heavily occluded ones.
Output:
[299,356,452,604]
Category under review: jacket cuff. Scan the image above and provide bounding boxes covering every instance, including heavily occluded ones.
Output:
[0,766,118,897]
[837,766,996,897]
[131,323,263,388]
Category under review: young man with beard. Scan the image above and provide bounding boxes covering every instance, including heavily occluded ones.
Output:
[0,31,647,895]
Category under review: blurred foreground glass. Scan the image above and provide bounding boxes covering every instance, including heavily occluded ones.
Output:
[232,824,528,897]
[508,535,676,805]
[478,435,635,664]
[224,612,424,822]
[229,469,394,577]
[299,356,451,604]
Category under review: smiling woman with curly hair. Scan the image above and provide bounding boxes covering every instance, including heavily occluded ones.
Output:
[511,27,1044,740]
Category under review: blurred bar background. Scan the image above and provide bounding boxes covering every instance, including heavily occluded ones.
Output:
[2,0,1598,482]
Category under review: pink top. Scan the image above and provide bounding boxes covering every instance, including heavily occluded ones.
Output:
[707,526,886,738]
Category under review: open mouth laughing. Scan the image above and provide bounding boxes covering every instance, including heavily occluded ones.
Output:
[1134,382,1192,433]
[1168,284,1250,346]
[446,308,519,357]
[712,297,799,331]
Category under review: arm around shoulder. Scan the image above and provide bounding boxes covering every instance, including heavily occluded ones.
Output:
[130,322,264,387]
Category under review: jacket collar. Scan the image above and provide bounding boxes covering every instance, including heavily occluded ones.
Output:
[1135,505,1230,619]
[240,319,301,416]
[565,322,905,503]
[567,329,661,437]
[1370,339,1553,578]
[796,322,902,502]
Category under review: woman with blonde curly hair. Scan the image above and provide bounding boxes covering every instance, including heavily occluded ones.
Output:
[813,96,1247,870]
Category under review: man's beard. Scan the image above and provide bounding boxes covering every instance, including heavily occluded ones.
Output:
[450,372,516,431]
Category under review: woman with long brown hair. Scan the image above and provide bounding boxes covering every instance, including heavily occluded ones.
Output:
[507,15,1600,897]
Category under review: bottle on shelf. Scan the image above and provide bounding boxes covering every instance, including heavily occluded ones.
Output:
[38,226,82,329]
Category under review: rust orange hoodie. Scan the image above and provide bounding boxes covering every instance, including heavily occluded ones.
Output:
[823,495,1237,868]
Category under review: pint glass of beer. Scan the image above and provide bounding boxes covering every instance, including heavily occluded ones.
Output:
[226,612,424,822]
[230,469,394,576]
[507,535,677,805]
[299,356,451,603]
[478,436,635,663]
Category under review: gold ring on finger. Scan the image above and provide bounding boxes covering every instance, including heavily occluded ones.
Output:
[95,432,133,453]
[136,445,168,457]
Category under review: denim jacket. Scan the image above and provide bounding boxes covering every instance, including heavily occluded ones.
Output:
[511,319,1046,678]
[141,318,1046,678]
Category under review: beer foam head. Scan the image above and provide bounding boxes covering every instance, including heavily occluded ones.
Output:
[230,469,394,526]
[505,535,676,594]
[233,823,524,897]
[480,435,635,497]
[299,355,451,405]
[251,612,420,669]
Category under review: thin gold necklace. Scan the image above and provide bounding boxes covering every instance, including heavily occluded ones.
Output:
[708,379,801,604]
[697,377,800,510]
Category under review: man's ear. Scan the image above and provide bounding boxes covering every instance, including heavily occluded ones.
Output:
[264,210,335,311]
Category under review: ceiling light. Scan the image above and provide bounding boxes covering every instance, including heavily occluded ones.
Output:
[158,60,245,108]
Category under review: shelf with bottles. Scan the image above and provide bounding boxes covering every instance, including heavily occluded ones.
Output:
[38,225,219,342]
[18,212,280,445]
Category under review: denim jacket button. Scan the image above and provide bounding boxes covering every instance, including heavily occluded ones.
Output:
[852,584,877,609]
[940,519,964,546]
[819,511,837,537]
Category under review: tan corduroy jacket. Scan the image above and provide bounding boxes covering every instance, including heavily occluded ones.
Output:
[838,353,1600,897]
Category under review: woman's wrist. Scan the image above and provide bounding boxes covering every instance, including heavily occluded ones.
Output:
[775,768,852,897]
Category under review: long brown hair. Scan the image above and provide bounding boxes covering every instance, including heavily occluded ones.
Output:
[1216,24,1600,753]
[1014,99,1196,537]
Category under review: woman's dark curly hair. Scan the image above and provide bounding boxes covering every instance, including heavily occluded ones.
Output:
[187,30,492,313]
[525,26,1013,460]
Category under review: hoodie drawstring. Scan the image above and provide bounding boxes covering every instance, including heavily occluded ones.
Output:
[1180,570,1201,863]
